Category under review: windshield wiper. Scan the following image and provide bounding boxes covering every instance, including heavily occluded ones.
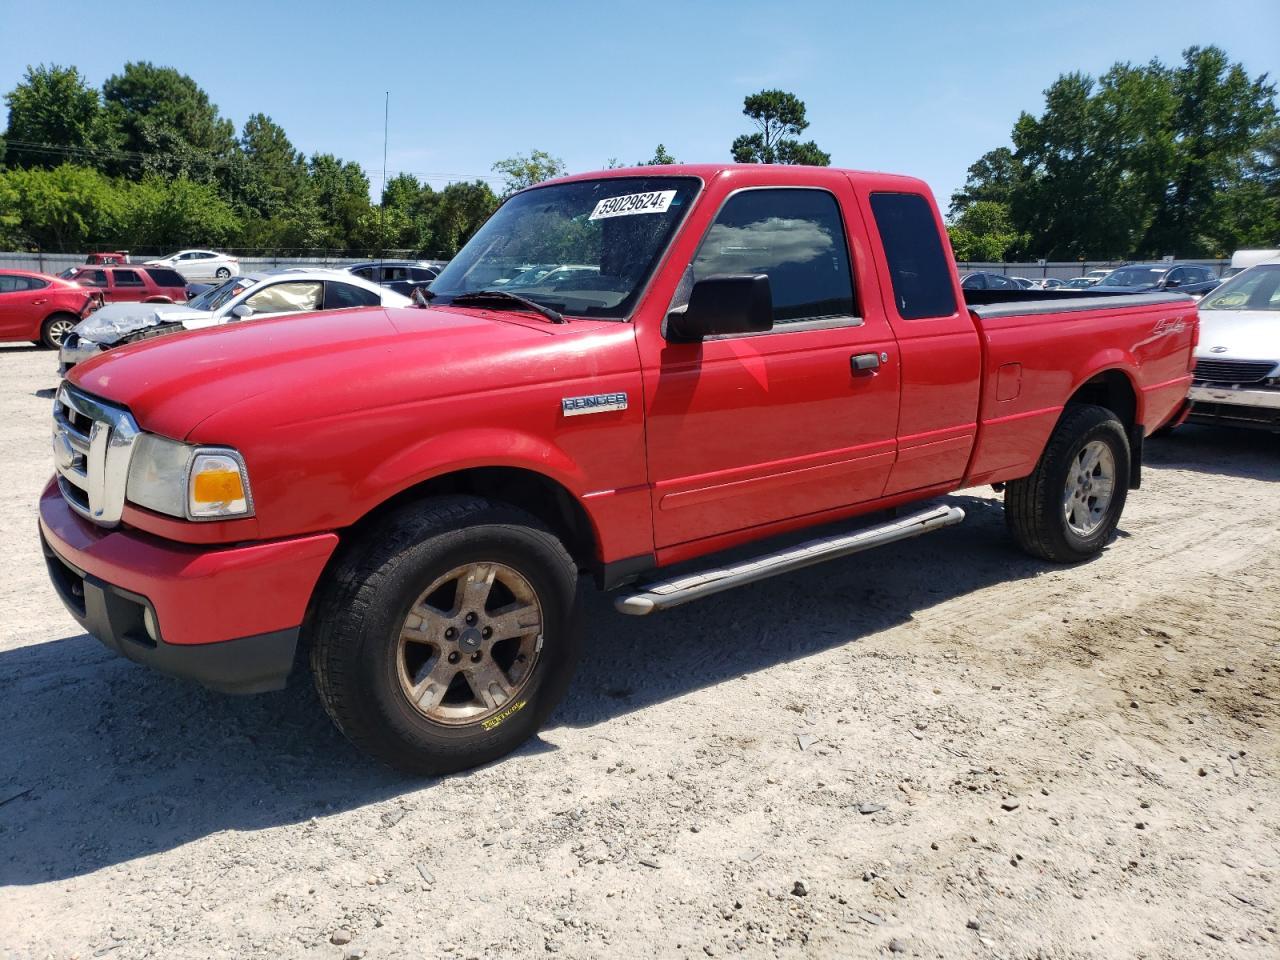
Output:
[449,289,566,324]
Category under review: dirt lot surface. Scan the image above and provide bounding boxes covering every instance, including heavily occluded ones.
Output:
[0,343,1277,960]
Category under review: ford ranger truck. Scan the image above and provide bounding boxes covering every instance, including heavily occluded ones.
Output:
[39,165,1198,774]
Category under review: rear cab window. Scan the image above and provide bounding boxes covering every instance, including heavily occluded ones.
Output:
[869,192,957,320]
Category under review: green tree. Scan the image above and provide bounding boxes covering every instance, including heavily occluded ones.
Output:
[306,153,372,248]
[948,147,1019,218]
[102,62,236,180]
[947,200,1022,261]
[3,64,109,169]
[118,176,241,248]
[228,113,308,220]
[429,180,500,255]
[731,90,830,166]
[985,46,1278,259]
[2,163,123,249]
[639,144,677,165]
[492,149,566,196]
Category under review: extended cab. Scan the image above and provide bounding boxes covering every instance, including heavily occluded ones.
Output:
[39,165,1198,774]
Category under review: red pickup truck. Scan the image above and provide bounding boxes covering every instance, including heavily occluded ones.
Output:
[40,164,1197,773]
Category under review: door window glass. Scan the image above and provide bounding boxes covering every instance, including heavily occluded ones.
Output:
[323,282,381,309]
[689,188,856,324]
[78,270,108,287]
[243,281,323,314]
[113,269,145,287]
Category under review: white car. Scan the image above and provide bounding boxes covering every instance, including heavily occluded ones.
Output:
[144,249,240,282]
[1185,259,1280,432]
[59,270,411,372]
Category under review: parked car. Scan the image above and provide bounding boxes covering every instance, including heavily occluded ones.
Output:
[1183,259,1280,431]
[1008,276,1037,289]
[960,271,1022,290]
[1061,277,1097,290]
[0,270,103,348]
[58,270,411,372]
[1222,249,1280,280]
[60,265,188,306]
[1084,269,1114,283]
[345,260,439,297]
[1094,262,1220,298]
[1038,278,1066,289]
[143,249,240,282]
[41,164,1197,775]
[85,251,130,265]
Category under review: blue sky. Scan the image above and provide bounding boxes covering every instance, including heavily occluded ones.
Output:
[2,0,1278,208]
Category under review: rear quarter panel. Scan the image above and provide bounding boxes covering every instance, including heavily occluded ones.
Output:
[964,298,1197,486]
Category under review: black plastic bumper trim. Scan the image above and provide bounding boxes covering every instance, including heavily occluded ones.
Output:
[41,531,298,695]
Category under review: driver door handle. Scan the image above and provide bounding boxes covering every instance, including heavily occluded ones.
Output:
[851,352,884,373]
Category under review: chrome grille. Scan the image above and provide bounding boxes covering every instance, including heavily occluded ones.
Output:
[1193,359,1278,384]
[52,385,140,527]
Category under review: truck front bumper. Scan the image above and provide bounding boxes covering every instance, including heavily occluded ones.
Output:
[1187,383,1280,431]
[38,481,339,694]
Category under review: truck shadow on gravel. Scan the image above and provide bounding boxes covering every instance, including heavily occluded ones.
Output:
[2,493,1048,886]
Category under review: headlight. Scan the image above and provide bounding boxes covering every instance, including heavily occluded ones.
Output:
[126,436,254,520]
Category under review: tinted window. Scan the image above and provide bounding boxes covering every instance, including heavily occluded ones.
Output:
[869,193,957,319]
[145,268,187,287]
[410,267,437,280]
[350,267,374,281]
[114,269,144,287]
[690,188,855,324]
[324,282,381,309]
[962,274,986,290]
[78,269,108,287]
[0,275,47,293]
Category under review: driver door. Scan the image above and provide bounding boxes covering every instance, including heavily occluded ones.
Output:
[639,184,900,550]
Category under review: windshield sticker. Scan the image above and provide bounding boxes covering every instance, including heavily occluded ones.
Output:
[588,190,677,221]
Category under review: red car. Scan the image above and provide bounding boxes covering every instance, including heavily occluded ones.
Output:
[61,265,188,306]
[0,270,103,348]
[85,251,130,265]
[41,164,1198,774]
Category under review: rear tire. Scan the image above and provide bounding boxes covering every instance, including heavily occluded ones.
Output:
[309,496,581,775]
[1005,404,1130,563]
[215,267,231,279]
[40,313,78,350]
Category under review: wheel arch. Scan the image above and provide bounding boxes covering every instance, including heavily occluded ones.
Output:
[1066,367,1140,429]
[1062,366,1143,487]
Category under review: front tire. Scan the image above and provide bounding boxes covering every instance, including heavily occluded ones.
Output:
[309,496,581,775]
[1005,404,1130,562]
[40,313,78,350]
[215,267,231,279]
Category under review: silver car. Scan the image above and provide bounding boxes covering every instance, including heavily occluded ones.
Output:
[59,270,411,373]
[1186,259,1280,432]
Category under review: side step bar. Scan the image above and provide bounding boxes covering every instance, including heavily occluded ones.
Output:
[615,504,965,616]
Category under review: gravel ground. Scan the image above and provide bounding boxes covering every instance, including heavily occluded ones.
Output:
[0,342,1277,960]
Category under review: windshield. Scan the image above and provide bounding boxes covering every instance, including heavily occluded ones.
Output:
[1199,264,1280,312]
[188,276,257,311]
[428,176,700,319]
[1099,265,1167,287]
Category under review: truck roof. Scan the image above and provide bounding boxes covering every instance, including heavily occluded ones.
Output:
[535,163,933,196]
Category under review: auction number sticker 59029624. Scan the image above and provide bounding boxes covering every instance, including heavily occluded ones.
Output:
[588,190,677,221]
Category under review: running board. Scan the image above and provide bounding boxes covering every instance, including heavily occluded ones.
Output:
[615,504,965,616]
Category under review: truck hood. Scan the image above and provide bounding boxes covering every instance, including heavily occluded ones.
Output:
[74,302,211,344]
[1195,309,1280,363]
[68,305,558,441]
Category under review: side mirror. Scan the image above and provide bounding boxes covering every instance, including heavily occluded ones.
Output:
[664,274,773,342]
[230,304,254,320]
